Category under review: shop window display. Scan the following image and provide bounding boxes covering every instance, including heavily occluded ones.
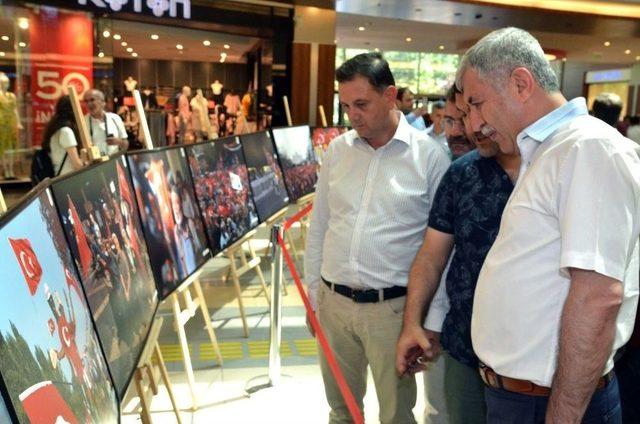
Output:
[51,156,157,398]
[240,131,289,222]
[127,147,210,299]
[271,125,318,202]
[0,187,118,423]
[185,136,259,253]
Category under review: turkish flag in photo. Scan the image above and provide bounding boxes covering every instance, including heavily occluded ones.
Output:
[9,238,43,296]
[19,380,79,424]
[64,267,84,301]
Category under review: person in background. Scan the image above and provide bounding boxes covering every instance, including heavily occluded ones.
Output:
[396,87,428,130]
[443,85,475,160]
[83,89,128,155]
[625,115,640,145]
[427,101,451,158]
[592,92,623,127]
[42,95,84,176]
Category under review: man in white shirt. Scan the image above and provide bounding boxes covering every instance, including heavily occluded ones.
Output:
[457,27,640,423]
[426,101,451,158]
[396,87,428,131]
[305,52,450,424]
[83,89,128,156]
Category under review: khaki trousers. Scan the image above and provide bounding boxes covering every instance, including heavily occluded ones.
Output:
[316,282,417,424]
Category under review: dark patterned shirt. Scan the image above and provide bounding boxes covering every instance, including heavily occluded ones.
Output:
[428,150,514,368]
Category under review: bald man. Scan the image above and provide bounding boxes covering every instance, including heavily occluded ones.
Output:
[83,89,128,155]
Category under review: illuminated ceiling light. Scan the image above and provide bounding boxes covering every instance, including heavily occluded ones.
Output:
[374,48,380,52]
[1,36,9,41]
[103,30,111,38]
[113,34,121,40]
[220,58,225,63]
[544,53,557,61]
[126,47,133,52]
[18,18,29,30]
[0,52,5,57]
[223,44,230,49]
[562,57,567,62]
[221,52,227,58]
[626,49,632,54]
[405,37,412,42]
[439,45,445,50]
[604,41,611,47]
[636,55,640,60]
[132,52,138,57]
[121,41,128,47]
[203,40,211,46]
[98,51,105,58]
[151,34,159,40]
[18,41,26,48]
[176,44,183,50]
[358,26,365,31]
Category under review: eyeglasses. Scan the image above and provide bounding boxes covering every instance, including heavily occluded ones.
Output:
[443,116,465,129]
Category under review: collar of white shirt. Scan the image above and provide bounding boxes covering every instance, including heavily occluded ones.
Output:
[516,97,588,164]
[349,111,413,149]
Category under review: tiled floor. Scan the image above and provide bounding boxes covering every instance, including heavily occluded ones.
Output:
[120,227,426,423]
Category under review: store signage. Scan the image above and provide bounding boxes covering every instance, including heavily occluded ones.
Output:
[585,68,630,84]
[77,0,191,19]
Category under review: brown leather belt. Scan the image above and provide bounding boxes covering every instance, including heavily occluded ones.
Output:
[479,364,614,396]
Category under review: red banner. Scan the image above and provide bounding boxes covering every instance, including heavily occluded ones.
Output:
[29,8,93,146]
[19,380,78,424]
[9,238,43,296]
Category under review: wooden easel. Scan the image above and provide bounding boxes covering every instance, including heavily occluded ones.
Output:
[67,86,106,163]
[134,89,154,150]
[318,104,328,127]
[170,276,223,410]
[225,228,270,337]
[132,316,182,424]
[283,96,293,126]
[0,188,7,215]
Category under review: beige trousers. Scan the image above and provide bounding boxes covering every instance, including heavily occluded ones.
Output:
[316,283,417,424]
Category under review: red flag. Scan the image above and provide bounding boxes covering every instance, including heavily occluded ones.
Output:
[19,380,78,424]
[48,318,55,336]
[67,195,92,278]
[9,238,43,296]
[64,267,83,301]
[117,161,141,257]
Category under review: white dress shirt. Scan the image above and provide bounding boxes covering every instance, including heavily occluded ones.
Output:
[427,124,451,159]
[472,98,640,387]
[85,112,128,156]
[304,112,450,310]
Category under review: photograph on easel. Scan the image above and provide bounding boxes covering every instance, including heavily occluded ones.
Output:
[128,146,211,299]
[0,187,118,423]
[311,126,348,151]
[51,157,158,398]
[271,125,318,202]
[186,136,259,253]
[239,131,289,222]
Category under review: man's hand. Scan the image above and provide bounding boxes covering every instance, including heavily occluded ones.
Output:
[412,106,427,117]
[396,325,441,376]
[306,312,316,338]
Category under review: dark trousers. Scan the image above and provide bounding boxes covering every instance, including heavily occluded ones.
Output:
[616,346,640,423]
[484,376,621,423]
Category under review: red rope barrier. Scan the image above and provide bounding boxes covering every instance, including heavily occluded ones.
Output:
[278,206,364,424]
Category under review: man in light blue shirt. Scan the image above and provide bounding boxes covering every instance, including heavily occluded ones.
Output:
[396,87,428,131]
[426,100,452,158]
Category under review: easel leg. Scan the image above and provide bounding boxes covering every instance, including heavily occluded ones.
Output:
[244,241,270,304]
[228,248,250,337]
[285,229,300,263]
[171,293,199,410]
[135,368,152,424]
[193,280,224,365]
[154,342,183,424]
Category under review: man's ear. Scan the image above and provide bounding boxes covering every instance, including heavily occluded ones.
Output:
[384,85,398,106]
[510,67,535,102]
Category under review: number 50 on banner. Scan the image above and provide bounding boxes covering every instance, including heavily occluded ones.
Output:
[36,70,91,100]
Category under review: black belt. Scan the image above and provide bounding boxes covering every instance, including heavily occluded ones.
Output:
[322,277,406,303]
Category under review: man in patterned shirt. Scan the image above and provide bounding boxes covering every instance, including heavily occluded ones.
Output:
[396,83,520,423]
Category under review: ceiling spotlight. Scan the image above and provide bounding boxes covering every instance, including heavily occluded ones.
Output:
[98,51,105,58]
[102,30,111,38]
[604,41,611,47]
[121,41,127,47]
[223,44,230,49]
[221,52,227,58]
[18,18,29,30]
[113,34,121,40]
[151,34,159,40]
[405,37,412,42]
[358,26,365,31]
[0,52,5,57]
[1,36,8,41]
[374,48,380,52]
[220,58,225,63]
[626,49,632,54]
[203,40,211,46]
[126,47,133,52]
[439,45,445,50]
[18,41,26,48]
[176,44,183,50]
[636,55,640,61]
[132,52,138,57]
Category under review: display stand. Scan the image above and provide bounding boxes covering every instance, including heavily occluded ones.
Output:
[132,316,182,424]
[225,228,270,338]
[245,224,285,394]
[67,86,105,163]
[134,89,154,150]
[0,187,6,214]
[258,207,296,295]
[318,104,328,127]
[283,96,293,126]
[170,275,224,410]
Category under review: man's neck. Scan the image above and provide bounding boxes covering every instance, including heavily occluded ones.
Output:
[364,112,400,150]
[496,152,521,183]
[433,123,443,134]
[90,111,105,120]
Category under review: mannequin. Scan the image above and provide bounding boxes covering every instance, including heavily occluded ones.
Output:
[123,76,138,96]
[190,89,211,142]
[178,85,192,144]
[140,87,158,110]
[211,79,224,104]
[0,72,21,178]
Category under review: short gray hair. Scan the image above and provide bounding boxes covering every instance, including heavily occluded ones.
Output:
[456,27,559,92]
